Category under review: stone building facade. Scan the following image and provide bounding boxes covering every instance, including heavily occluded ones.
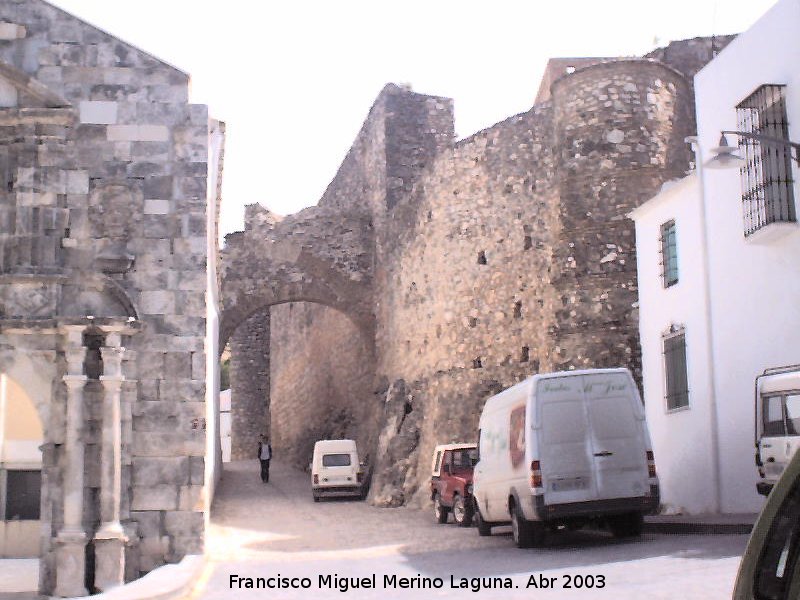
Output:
[0,0,222,595]
[222,38,732,506]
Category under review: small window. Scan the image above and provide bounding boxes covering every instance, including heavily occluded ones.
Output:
[5,470,41,520]
[322,453,351,467]
[786,395,800,435]
[663,329,689,410]
[737,84,796,237]
[764,396,787,436]
[433,451,443,474]
[660,220,678,287]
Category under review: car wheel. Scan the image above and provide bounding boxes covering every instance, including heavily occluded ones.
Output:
[434,493,449,524]
[511,501,544,548]
[608,512,643,538]
[475,506,492,537]
[312,491,320,503]
[453,494,473,527]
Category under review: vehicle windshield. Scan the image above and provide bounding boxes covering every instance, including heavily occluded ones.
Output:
[763,394,800,437]
[322,453,351,467]
[451,448,478,469]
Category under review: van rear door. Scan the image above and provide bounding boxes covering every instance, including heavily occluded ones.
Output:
[536,376,596,504]
[583,373,649,501]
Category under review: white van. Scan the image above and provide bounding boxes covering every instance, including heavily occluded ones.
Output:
[311,439,364,501]
[472,368,659,547]
[755,365,800,496]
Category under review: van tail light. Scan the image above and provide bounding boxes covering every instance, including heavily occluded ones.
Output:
[530,460,543,489]
[646,451,656,478]
[313,474,319,485]
[357,471,364,483]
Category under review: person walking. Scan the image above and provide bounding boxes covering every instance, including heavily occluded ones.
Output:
[257,435,273,483]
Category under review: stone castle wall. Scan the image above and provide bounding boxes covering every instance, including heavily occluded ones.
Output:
[269,302,377,470]
[230,309,269,460]
[227,39,725,509]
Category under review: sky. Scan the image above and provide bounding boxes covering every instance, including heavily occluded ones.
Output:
[47,0,779,241]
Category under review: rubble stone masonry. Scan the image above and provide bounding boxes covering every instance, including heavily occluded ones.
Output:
[222,38,732,508]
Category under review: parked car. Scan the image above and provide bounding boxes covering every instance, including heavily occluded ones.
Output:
[430,443,478,526]
[754,365,800,496]
[473,368,659,548]
[734,440,800,599]
[311,439,364,501]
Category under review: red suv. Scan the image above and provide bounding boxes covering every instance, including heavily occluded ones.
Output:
[430,443,478,526]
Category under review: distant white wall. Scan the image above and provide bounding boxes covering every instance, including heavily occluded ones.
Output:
[205,119,225,506]
[219,389,231,463]
[695,0,800,513]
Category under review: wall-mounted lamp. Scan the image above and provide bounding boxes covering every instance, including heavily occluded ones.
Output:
[705,130,800,169]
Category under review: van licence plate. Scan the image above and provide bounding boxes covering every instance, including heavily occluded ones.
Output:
[550,478,586,492]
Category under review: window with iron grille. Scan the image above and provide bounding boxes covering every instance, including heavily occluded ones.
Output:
[737,84,796,236]
[660,220,678,287]
[663,329,689,411]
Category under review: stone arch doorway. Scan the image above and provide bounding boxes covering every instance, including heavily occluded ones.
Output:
[0,370,45,559]
[223,300,377,474]
[219,204,378,479]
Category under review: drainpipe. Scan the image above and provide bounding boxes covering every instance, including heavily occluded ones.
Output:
[686,136,722,514]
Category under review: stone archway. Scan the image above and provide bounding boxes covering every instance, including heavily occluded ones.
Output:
[0,368,46,559]
[219,204,376,464]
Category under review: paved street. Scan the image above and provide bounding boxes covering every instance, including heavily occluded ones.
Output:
[191,460,748,599]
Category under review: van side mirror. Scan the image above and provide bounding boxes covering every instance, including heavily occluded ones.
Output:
[443,464,451,475]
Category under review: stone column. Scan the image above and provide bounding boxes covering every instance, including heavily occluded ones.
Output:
[94,326,127,591]
[55,325,88,598]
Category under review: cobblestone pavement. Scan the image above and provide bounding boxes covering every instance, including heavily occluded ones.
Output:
[191,460,748,599]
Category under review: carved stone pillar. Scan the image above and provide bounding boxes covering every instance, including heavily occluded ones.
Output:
[55,325,88,598]
[94,326,127,591]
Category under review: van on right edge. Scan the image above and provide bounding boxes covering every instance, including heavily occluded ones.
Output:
[472,368,660,548]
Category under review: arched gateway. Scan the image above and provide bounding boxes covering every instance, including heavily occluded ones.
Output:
[219,204,376,460]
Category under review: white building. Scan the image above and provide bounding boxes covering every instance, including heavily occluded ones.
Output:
[631,0,800,514]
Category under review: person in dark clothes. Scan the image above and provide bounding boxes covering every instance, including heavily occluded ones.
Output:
[257,435,273,483]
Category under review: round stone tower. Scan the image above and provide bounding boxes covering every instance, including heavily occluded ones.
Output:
[548,59,694,382]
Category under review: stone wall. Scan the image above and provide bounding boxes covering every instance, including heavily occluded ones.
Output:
[230,309,269,460]
[224,37,726,510]
[269,302,376,470]
[0,1,218,594]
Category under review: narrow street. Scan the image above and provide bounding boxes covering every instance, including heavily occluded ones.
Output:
[191,460,749,599]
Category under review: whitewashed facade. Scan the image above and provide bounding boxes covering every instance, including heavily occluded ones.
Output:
[632,0,800,514]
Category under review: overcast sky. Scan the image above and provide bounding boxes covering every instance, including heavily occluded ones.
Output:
[48,0,778,241]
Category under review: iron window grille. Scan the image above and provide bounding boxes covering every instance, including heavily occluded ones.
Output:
[737,84,796,236]
[659,220,678,287]
[663,327,689,411]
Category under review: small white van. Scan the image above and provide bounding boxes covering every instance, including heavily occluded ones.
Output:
[472,368,659,547]
[311,439,364,501]
[755,365,800,496]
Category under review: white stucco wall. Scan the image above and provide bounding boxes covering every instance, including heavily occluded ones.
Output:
[632,175,721,514]
[694,0,800,513]
[205,119,225,507]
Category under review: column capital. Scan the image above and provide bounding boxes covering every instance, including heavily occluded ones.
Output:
[56,527,87,544]
[95,522,128,541]
[101,346,125,378]
[100,375,124,390]
[59,323,88,347]
[63,374,87,389]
